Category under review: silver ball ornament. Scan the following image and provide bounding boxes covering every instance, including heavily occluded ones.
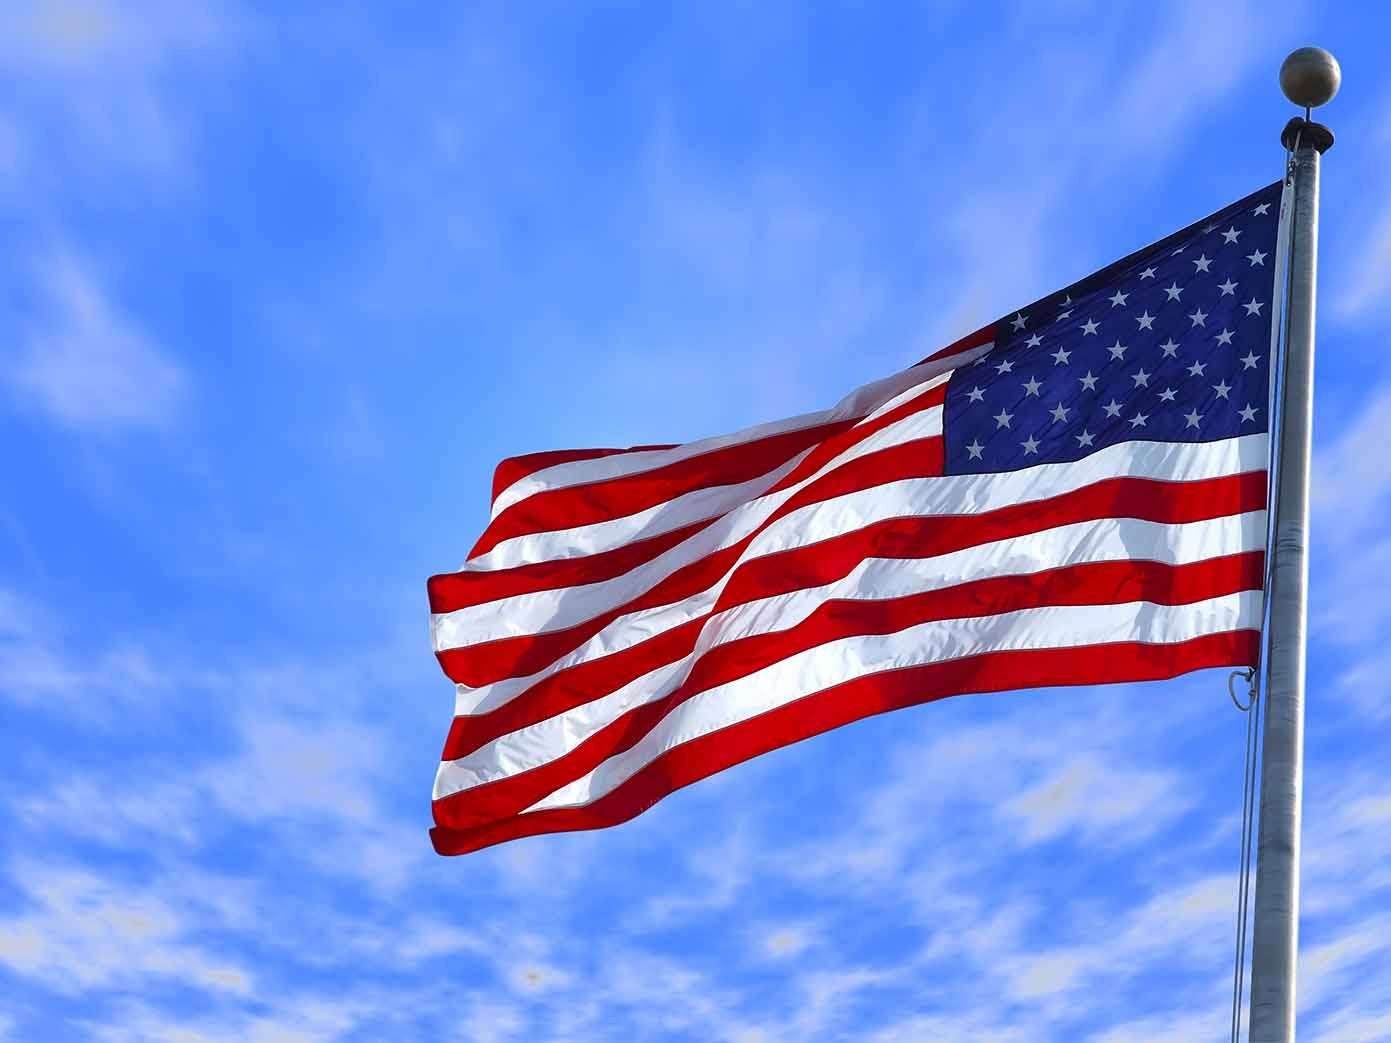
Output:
[1280,48,1341,109]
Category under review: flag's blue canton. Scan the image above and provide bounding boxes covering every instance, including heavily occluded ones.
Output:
[945,183,1282,475]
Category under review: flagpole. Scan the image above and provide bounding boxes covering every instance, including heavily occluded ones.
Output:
[1246,47,1338,1043]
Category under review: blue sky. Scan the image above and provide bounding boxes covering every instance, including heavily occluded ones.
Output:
[2,2,1390,1040]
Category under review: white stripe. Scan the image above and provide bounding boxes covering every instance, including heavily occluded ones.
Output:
[433,510,1264,800]
[487,346,988,519]
[434,432,1266,651]
[435,403,944,646]
[471,375,954,574]
[523,589,1263,812]
[492,445,815,563]
[449,477,1264,721]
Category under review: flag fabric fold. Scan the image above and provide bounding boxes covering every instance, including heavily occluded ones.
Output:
[427,181,1284,856]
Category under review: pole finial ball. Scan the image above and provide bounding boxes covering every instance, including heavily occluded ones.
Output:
[1280,47,1341,109]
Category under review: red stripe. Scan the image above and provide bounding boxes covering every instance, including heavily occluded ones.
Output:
[918,323,996,365]
[471,419,859,559]
[428,520,717,615]
[440,471,1265,759]
[491,445,676,505]
[430,384,948,615]
[435,468,1265,694]
[762,384,946,498]
[434,552,1263,830]
[431,628,1259,855]
[436,434,949,687]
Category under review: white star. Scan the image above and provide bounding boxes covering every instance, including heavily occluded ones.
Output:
[1165,283,1184,301]
[1159,338,1180,358]
[1213,380,1232,399]
[966,439,984,460]
[1025,333,1043,348]
[1244,298,1265,317]
[1132,368,1151,388]
[1129,412,1149,428]
[1102,399,1123,418]
[1247,249,1267,266]
[1158,387,1177,402]
[1139,267,1157,280]
[1050,402,1070,422]
[966,385,985,402]
[1193,253,1213,273]
[1189,308,1208,327]
[1022,376,1042,397]
[1136,310,1155,330]
[1222,227,1241,244]
[1011,312,1028,331]
[993,409,1013,429]
[1172,245,1187,256]
[1203,223,1219,235]
[1184,409,1202,429]
[1239,403,1259,423]
[1107,340,1127,361]
[1081,318,1099,336]
[1188,359,1207,377]
[1021,434,1041,455]
[1076,429,1095,447]
[1078,371,1099,391]
[1254,202,1272,216]
[1215,328,1235,346]
[1240,351,1260,370]
[1058,308,1073,319]
[1061,295,1073,306]
[995,359,1015,374]
[1051,346,1072,365]
[1109,289,1129,307]
[1218,278,1238,296]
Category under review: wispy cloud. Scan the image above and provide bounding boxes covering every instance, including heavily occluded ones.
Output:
[0,860,253,997]
[1333,90,1391,320]
[0,0,247,189]
[6,251,187,432]
[1002,753,1188,845]
[0,586,175,713]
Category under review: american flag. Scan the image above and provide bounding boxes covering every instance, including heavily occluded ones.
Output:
[427,181,1284,856]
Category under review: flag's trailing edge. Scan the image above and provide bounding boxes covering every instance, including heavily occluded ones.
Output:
[426,181,1283,856]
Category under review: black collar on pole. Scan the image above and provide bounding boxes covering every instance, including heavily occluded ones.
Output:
[1280,117,1334,154]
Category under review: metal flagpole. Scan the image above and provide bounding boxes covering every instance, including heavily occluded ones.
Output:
[1246,47,1339,1043]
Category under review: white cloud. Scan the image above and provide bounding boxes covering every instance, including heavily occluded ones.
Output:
[1312,1009,1391,1043]
[8,251,187,431]
[1334,91,1391,320]
[1300,918,1391,1013]
[89,992,395,1043]
[870,1010,1030,1043]
[201,712,382,825]
[15,777,202,847]
[1002,754,1187,845]
[1312,379,1391,547]
[0,0,246,187]
[460,999,526,1043]
[1088,1009,1231,1043]
[0,860,254,997]
[758,923,819,961]
[1336,204,1391,319]
[627,824,754,930]
[1308,376,1391,660]
[1010,949,1092,1000]
[0,589,176,712]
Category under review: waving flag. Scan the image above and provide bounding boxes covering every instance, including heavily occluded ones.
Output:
[427,181,1284,856]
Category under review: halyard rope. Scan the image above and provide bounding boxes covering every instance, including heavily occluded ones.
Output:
[1229,143,1300,1043]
